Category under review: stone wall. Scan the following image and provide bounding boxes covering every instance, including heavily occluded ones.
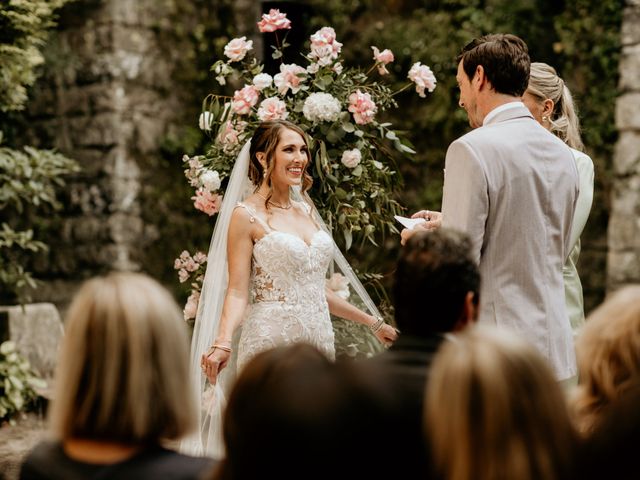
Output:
[21,0,212,308]
[609,0,640,290]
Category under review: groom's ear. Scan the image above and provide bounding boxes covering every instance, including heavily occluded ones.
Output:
[473,65,488,91]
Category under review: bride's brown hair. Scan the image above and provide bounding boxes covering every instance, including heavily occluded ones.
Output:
[248,120,313,208]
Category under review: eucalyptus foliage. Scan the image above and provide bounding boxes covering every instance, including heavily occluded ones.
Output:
[0,341,46,422]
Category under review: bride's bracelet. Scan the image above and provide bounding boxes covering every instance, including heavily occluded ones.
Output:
[206,339,233,356]
[369,317,385,334]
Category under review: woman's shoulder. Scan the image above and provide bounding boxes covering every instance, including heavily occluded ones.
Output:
[19,440,100,479]
[569,147,593,163]
[118,447,217,479]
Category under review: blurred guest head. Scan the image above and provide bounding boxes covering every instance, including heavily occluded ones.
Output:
[49,272,197,443]
[394,228,480,336]
[572,285,640,434]
[214,343,399,480]
[576,380,640,480]
[425,326,578,480]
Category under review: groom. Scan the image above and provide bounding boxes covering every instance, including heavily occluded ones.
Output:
[402,34,579,381]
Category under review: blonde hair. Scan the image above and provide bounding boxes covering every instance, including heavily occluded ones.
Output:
[527,62,584,151]
[426,326,577,480]
[49,272,197,442]
[572,285,640,434]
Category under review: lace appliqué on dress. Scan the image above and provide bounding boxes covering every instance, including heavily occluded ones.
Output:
[234,203,336,371]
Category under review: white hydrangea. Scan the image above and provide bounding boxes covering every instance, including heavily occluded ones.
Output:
[302,92,341,123]
[200,170,221,191]
[252,73,273,91]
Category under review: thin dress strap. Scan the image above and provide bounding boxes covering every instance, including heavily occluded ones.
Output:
[236,202,272,232]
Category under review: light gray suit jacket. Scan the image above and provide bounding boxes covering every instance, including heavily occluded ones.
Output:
[442,104,579,380]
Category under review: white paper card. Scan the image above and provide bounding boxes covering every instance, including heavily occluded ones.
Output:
[394,215,427,230]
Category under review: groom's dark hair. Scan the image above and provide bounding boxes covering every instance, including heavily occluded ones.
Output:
[457,33,530,97]
[393,229,480,335]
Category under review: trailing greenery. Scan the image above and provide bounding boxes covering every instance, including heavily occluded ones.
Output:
[0,133,79,301]
[0,341,46,422]
[0,0,79,303]
[0,0,72,112]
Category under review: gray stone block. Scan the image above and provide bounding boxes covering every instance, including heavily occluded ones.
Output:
[0,303,64,381]
[608,213,640,251]
[613,131,640,175]
[615,92,640,129]
[607,250,640,286]
[619,44,640,91]
[622,6,640,46]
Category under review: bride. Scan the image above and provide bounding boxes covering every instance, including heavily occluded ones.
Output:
[184,120,397,457]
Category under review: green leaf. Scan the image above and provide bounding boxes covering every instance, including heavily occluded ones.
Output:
[385,130,398,140]
[341,122,355,133]
[343,228,353,251]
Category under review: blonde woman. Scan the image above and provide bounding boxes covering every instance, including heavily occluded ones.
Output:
[425,326,578,480]
[572,285,640,434]
[20,273,215,479]
[523,62,595,337]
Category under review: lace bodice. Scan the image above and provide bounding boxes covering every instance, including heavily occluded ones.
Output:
[235,202,336,370]
[251,230,333,303]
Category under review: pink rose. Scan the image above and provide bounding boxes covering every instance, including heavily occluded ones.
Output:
[178,268,189,283]
[273,63,306,95]
[309,27,342,66]
[192,189,223,216]
[371,46,394,75]
[183,291,200,321]
[217,121,239,146]
[257,97,289,121]
[223,36,253,62]
[193,252,208,264]
[184,258,199,272]
[231,85,259,115]
[310,27,338,49]
[408,62,437,98]
[257,9,291,33]
[348,90,377,125]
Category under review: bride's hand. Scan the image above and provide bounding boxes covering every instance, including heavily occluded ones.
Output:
[375,323,399,347]
[201,347,231,385]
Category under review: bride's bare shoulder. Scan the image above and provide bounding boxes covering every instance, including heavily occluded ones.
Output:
[230,197,267,230]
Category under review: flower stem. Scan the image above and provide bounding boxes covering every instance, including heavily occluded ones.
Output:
[391,83,413,96]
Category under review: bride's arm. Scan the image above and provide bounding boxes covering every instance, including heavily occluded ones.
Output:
[202,208,253,383]
[325,288,398,346]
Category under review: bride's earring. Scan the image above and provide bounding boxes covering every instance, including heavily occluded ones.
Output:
[542,115,549,123]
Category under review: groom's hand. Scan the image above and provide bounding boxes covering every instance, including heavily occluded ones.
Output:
[412,209,443,227]
[401,210,442,245]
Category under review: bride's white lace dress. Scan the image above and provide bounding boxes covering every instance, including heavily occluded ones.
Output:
[182,201,337,458]
[236,202,336,370]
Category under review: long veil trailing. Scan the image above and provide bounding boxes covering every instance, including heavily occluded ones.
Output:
[180,140,383,458]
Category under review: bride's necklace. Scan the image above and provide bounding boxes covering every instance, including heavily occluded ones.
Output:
[256,191,292,210]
